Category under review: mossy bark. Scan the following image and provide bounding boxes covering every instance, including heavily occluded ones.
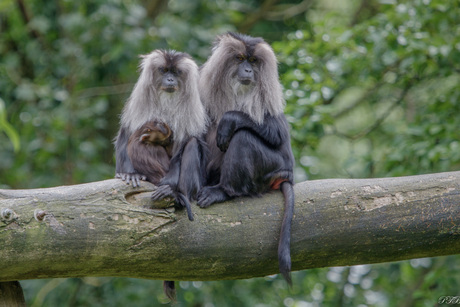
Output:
[1,172,459,282]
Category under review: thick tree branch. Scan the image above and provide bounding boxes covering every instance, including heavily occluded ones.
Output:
[1,171,459,282]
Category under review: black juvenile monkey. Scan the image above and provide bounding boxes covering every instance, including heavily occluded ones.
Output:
[114,50,207,220]
[127,120,172,185]
[197,33,295,283]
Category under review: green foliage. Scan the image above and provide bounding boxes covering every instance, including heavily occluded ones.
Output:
[276,0,460,181]
[1,0,460,305]
[0,97,20,151]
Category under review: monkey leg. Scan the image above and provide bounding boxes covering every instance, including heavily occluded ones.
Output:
[224,131,286,195]
[198,130,284,207]
[151,151,182,201]
[115,126,146,188]
[196,185,231,208]
[152,137,206,200]
[177,137,207,200]
[152,137,207,220]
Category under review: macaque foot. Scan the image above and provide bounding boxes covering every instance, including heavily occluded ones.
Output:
[197,186,230,208]
[152,185,174,201]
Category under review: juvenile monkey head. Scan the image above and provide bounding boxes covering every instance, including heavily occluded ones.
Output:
[136,121,172,146]
[199,32,285,124]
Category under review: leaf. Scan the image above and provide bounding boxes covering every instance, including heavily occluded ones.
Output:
[0,98,20,152]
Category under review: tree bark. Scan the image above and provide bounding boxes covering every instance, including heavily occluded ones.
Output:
[0,171,459,282]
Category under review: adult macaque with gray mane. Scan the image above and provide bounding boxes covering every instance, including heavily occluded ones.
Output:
[197,33,295,283]
[114,50,207,222]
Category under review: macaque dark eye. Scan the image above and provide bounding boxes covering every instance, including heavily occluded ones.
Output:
[160,67,169,73]
[147,129,151,132]
[236,55,245,62]
[248,56,257,63]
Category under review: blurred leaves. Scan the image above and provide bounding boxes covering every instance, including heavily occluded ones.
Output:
[0,97,20,151]
[276,0,460,180]
[0,0,306,188]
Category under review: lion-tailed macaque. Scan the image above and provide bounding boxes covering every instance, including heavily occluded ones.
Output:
[114,49,208,301]
[197,33,295,284]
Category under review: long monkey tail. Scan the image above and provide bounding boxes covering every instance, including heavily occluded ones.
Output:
[163,280,176,301]
[176,192,194,221]
[278,181,295,285]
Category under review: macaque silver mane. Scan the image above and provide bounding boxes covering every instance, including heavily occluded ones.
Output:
[197,32,295,284]
[114,49,207,187]
[198,33,284,125]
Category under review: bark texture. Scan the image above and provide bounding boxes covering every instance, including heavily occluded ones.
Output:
[1,172,459,282]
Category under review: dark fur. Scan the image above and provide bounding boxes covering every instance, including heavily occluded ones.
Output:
[163,281,176,302]
[152,136,208,221]
[127,121,173,185]
[115,126,136,176]
[197,33,295,283]
[155,136,208,301]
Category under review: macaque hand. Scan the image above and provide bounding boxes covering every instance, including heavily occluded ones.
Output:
[151,184,174,201]
[115,172,146,188]
[216,118,236,152]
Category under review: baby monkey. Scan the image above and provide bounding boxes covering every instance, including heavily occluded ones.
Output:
[127,120,194,222]
[127,120,173,186]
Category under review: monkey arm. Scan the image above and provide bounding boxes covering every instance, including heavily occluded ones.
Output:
[115,127,145,187]
[216,111,288,151]
[159,152,182,188]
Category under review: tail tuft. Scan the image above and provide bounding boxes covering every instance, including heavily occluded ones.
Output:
[279,237,292,285]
